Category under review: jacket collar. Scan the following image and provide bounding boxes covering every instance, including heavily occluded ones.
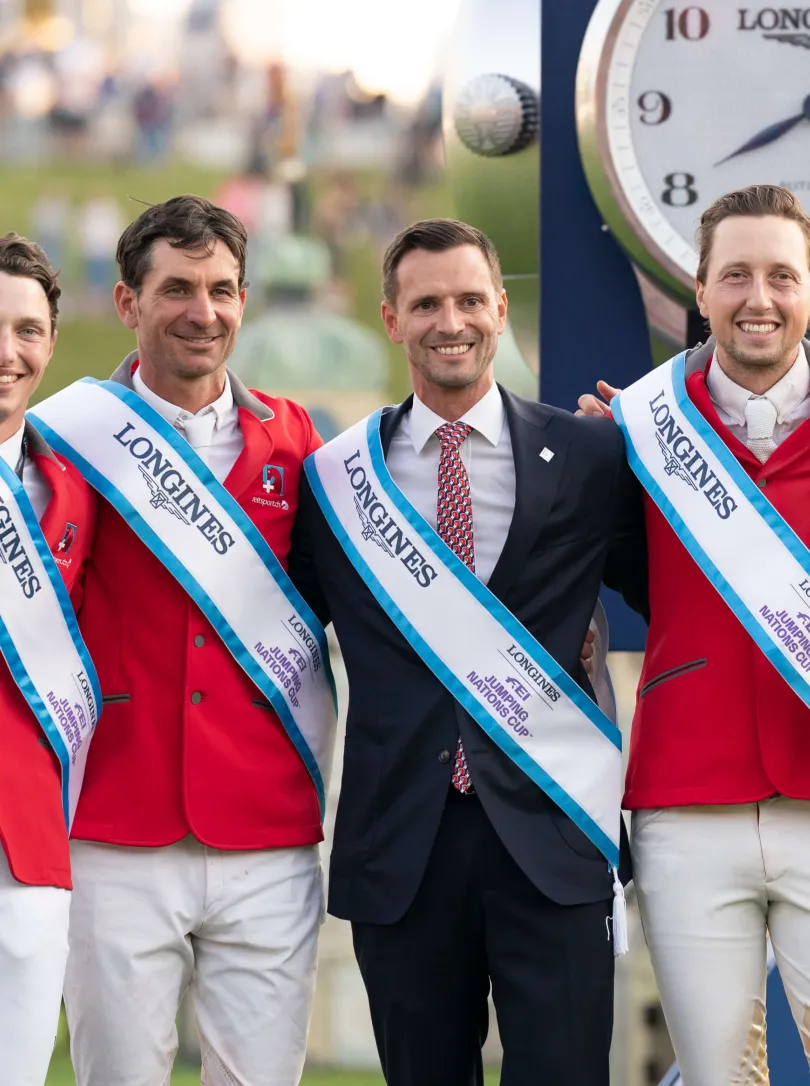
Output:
[378,385,561,601]
[110,351,275,422]
[684,335,810,475]
[24,418,61,464]
[379,384,553,455]
[111,352,276,498]
[684,335,810,378]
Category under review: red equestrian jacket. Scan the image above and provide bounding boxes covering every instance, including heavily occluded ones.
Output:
[72,357,324,850]
[624,339,810,809]
[0,422,96,888]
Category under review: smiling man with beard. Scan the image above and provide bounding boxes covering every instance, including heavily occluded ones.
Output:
[29,196,336,1086]
[290,219,649,1086]
[577,185,810,1085]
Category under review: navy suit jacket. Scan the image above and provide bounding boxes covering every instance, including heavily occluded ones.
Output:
[291,387,648,924]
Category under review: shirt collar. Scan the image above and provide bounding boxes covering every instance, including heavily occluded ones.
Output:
[408,383,505,454]
[0,422,26,473]
[132,366,235,428]
[706,343,810,426]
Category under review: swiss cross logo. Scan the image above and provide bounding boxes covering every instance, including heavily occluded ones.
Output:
[58,522,78,553]
[262,465,285,495]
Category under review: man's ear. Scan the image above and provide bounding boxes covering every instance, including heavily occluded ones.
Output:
[496,288,508,334]
[114,281,139,330]
[381,300,403,344]
[696,279,708,318]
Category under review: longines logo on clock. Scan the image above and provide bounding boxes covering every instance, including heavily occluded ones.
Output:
[738,9,810,36]
[577,0,810,303]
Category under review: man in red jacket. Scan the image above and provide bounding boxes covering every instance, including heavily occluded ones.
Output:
[579,184,810,1084]
[45,197,328,1086]
[0,234,97,1086]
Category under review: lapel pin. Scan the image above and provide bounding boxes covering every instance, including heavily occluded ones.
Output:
[539,448,555,462]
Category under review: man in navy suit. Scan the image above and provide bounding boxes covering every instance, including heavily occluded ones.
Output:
[291,219,648,1086]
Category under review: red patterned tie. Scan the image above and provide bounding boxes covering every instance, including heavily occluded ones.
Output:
[436,422,475,793]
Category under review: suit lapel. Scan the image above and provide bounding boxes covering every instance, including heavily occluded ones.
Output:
[35,456,70,548]
[486,389,568,599]
[378,389,567,601]
[225,408,275,498]
[380,397,413,458]
[24,421,69,547]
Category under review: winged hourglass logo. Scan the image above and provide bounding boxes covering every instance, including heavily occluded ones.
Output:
[656,432,699,490]
[353,495,394,557]
[138,464,190,522]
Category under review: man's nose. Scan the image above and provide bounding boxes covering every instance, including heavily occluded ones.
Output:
[434,301,465,336]
[746,275,774,312]
[185,291,217,326]
[0,328,18,367]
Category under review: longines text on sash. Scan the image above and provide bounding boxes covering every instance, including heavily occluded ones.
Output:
[648,391,739,520]
[113,421,235,554]
[0,502,41,598]
[342,449,438,588]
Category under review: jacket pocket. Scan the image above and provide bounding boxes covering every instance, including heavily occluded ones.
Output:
[548,805,604,861]
[639,659,707,699]
[101,694,131,705]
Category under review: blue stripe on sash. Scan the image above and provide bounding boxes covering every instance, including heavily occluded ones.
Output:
[671,354,810,563]
[0,455,101,827]
[30,378,336,816]
[613,354,810,710]
[305,413,620,868]
[365,411,621,749]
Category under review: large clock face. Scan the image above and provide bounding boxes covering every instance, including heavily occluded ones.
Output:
[578,0,810,303]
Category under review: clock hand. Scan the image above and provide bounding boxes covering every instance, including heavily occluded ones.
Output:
[715,94,810,166]
[716,114,804,166]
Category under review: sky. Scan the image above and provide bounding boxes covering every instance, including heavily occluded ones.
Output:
[219,0,463,103]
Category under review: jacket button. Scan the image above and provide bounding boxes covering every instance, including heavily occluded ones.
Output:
[193,635,205,647]
[438,749,451,764]
[190,692,202,705]
[757,479,767,488]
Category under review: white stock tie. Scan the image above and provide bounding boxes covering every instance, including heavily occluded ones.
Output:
[176,411,217,466]
[744,395,778,464]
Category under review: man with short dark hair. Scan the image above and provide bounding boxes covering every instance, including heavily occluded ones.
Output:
[31,196,334,1086]
[578,184,810,1084]
[0,233,98,1085]
[291,218,648,1086]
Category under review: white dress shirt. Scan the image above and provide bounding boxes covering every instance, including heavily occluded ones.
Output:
[0,423,51,522]
[132,368,244,484]
[707,344,810,449]
[386,383,515,585]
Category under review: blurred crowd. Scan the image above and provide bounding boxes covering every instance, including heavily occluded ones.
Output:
[0,0,535,422]
[0,1,444,178]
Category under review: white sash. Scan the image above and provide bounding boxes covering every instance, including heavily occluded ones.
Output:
[0,454,100,828]
[614,351,810,706]
[29,379,337,815]
[306,412,627,877]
